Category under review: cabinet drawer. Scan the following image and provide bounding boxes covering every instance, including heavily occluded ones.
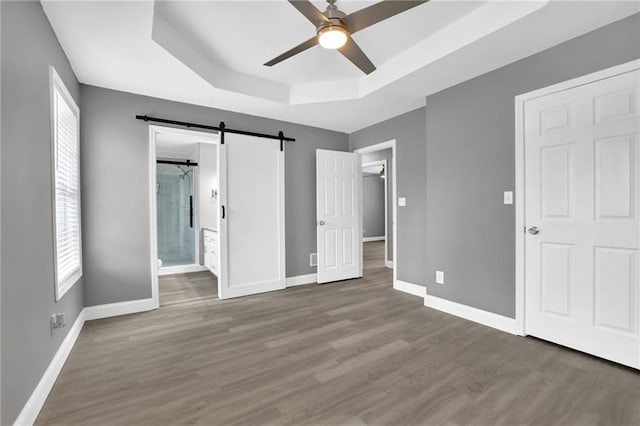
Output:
[203,231,217,244]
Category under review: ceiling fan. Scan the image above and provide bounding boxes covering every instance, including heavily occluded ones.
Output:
[264,0,429,75]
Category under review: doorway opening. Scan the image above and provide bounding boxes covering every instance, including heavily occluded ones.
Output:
[362,158,390,269]
[149,126,219,308]
[156,160,198,270]
[354,141,397,286]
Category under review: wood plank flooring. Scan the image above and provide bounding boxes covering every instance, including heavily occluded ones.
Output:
[37,242,640,425]
[158,270,218,308]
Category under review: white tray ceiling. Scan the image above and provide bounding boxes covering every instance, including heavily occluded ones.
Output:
[42,0,640,132]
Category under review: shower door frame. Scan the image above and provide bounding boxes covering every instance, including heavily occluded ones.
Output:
[156,160,199,273]
[149,125,219,308]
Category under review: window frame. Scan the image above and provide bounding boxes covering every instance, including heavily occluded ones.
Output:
[49,66,82,301]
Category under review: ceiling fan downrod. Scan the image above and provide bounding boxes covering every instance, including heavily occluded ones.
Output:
[323,0,345,20]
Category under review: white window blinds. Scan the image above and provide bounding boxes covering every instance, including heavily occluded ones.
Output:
[50,67,82,300]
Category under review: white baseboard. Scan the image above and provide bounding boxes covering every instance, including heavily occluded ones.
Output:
[84,298,156,321]
[14,309,87,426]
[385,260,394,269]
[363,236,385,242]
[14,297,158,425]
[158,264,207,276]
[424,294,516,335]
[286,273,317,287]
[394,280,426,298]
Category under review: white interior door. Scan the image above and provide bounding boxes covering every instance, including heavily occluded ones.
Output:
[524,69,639,368]
[316,149,362,283]
[217,133,285,299]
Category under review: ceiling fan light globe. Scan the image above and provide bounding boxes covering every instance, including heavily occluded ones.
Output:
[318,26,348,49]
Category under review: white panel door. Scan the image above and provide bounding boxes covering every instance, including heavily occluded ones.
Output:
[316,149,362,283]
[524,69,639,368]
[217,133,285,299]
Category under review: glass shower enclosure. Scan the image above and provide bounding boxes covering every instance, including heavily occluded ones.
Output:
[157,161,197,267]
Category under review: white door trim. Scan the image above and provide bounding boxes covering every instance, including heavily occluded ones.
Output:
[148,125,218,308]
[354,140,397,284]
[514,59,640,370]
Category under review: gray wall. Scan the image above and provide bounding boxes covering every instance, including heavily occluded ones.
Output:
[350,108,427,285]
[363,175,385,238]
[425,13,640,318]
[1,2,84,424]
[80,85,349,306]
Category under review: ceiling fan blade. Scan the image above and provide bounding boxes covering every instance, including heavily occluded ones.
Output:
[264,36,319,67]
[288,0,329,27]
[344,0,429,34]
[338,37,376,75]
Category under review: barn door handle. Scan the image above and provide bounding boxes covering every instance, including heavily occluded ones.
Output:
[221,205,226,219]
[528,226,540,235]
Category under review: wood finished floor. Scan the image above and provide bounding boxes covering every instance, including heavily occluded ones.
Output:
[37,242,640,425]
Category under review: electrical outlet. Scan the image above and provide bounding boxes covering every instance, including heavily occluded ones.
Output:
[310,253,318,267]
[51,313,66,331]
[436,271,444,285]
[398,197,406,207]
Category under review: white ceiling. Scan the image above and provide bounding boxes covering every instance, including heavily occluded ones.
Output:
[153,1,485,85]
[42,1,640,133]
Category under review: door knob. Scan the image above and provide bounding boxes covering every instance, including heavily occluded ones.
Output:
[528,226,540,235]
[318,220,325,226]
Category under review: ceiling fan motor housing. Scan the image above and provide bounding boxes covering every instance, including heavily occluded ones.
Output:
[317,18,347,35]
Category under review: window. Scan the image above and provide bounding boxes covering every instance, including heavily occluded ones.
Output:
[50,66,82,300]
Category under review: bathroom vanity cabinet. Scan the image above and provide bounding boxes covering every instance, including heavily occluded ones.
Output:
[203,228,218,276]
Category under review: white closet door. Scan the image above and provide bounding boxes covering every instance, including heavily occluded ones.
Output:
[316,149,362,283]
[217,133,285,299]
[524,69,639,368]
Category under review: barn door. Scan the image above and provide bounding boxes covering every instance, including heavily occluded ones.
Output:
[218,133,285,299]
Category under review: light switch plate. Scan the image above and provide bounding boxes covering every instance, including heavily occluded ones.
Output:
[504,191,513,205]
[398,197,406,207]
[436,271,444,285]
